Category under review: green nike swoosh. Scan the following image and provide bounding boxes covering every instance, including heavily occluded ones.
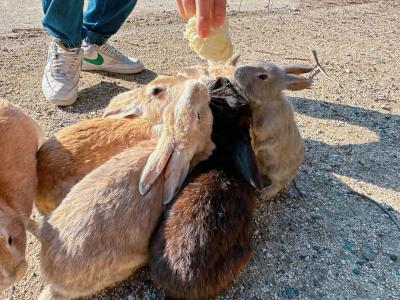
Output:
[83,53,104,65]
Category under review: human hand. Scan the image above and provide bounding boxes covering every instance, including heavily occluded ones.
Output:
[176,0,227,37]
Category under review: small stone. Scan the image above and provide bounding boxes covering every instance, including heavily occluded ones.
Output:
[376,58,385,64]
[352,268,361,275]
[389,254,398,262]
[345,68,351,73]
[127,296,135,300]
[343,240,354,251]
[361,249,377,261]
[356,260,365,266]
[282,287,299,298]
[312,245,322,253]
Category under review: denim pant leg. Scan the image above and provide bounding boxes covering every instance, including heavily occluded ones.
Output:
[42,0,84,48]
[83,0,138,45]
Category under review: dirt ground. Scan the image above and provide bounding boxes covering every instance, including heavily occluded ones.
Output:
[1,0,399,299]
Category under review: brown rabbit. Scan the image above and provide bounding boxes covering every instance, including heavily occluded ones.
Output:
[0,99,44,290]
[36,75,191,214]
[149,78,261,299]
[33,80,215,300]
[233,60,313,199]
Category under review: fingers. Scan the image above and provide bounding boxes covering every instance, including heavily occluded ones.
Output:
[196,0,211,38]
[212,0,226,27]
[176,0,196,19]
[183,0,196,18]
[178,0,227,37]
[176,0,187,18]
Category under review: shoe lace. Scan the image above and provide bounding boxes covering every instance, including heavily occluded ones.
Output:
[50,45,82,80]
[100,43,126,59]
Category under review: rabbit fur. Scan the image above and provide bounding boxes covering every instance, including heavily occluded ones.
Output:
[233,60,313,199]
[0,99,44,290]
[34,80,215,300]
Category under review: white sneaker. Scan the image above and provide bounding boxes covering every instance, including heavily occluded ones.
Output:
[82,42,144,74]
[42,40,83,106]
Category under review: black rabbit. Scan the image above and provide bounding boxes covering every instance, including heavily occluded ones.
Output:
[149,78,262,299]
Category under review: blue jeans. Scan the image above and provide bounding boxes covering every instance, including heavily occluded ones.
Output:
[42,0,137,48]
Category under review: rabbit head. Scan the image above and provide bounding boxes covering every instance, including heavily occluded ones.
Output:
[139,79,215,204]
[0,202,28,291]
[102,75,187,121]
[233,60,313,104]
[208,77,262,189]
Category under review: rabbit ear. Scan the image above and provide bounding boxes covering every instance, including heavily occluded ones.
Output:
[281,64,314,75]
[162,150,192,204]
[103,89,143,119]
[232,138,262,189]
[103,102,143,119]
[225,53,241,66]
[139,140,173,196]
[284,74,312,91]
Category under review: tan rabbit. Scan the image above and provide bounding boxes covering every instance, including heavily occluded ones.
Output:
[233,60,313,199]
[33,80,215,300]
[0,99,44,290]
[36,75,191,214]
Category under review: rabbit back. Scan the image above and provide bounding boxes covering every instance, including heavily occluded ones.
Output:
[0,99,42,217]
[150,157,255,299]
[36,117,153,214]
[40,145,164,298]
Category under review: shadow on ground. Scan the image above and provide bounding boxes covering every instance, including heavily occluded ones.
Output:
[61,69,158,113]
[101,68,158,85]
[292,97,400,192]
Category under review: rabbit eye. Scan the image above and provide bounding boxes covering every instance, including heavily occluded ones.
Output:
[197,113,201,121]
[151,87,165,96]
[8,236,13,246]
[258,74,268,80]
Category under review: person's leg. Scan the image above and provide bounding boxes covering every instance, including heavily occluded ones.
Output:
[81,0,144,74]
[41,0,84,105]
[42,0,84,48]
[83,0,137,46]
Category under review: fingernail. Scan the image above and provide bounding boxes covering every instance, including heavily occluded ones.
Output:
[198,27,209,38]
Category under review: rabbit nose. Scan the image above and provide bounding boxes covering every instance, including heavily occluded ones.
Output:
[233,68,242,78]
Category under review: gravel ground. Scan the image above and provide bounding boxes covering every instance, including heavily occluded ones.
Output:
[0,0,399,299]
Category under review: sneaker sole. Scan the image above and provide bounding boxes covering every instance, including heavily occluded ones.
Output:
[82,64,145,74]
[42,80,78,106]
[44,93,78,106]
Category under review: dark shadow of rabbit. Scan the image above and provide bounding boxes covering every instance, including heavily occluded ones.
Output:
[61,69,158,113]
